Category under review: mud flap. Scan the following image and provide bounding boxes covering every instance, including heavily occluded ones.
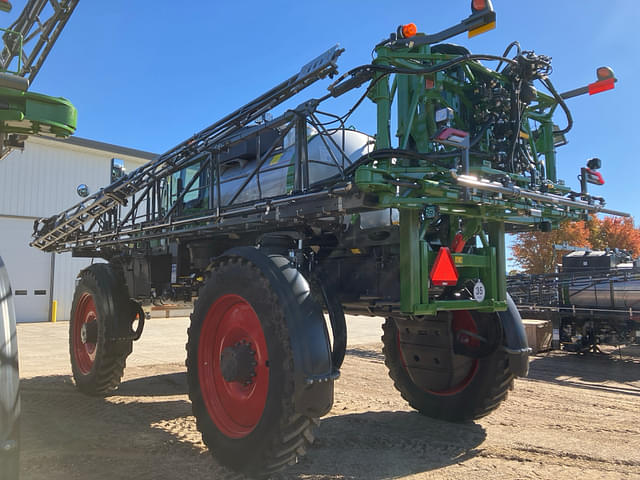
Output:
[224,247,335,418]
[498,293,530,377]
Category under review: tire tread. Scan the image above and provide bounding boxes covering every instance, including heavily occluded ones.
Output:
[187,257,317,478]
[69,263,132,396]
[382,318,514,422]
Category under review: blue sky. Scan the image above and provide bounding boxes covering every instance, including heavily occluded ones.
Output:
[7,1,640,221]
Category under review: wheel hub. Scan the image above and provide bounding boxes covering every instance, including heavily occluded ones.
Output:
[198,294,270,438]
[80,319,98,345]
[220,340,256,385]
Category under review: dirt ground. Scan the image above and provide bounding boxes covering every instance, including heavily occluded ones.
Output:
[18,343,640,480]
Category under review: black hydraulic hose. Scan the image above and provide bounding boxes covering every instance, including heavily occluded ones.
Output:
[509,79,523,172]
[541,77,574,136]
[328,54,517,100]
[496,41,521,72]
[373,53,518,75]
[336,116,496,176]
[311,117,496,190]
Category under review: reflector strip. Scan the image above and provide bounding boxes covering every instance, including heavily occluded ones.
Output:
[430,247,459,286]
[588,77,615,95]
[468,20,496,38]
[585,168,605,185]
[436,127,469,142]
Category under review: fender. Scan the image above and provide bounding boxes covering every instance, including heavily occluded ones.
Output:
[310,269,347,369]
[76,263,137,346]
[224,247,335,418]
[497,293,530,377]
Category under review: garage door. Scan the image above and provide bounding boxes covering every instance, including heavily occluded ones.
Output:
[0,216,51,322]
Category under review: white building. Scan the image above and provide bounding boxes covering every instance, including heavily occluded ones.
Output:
[0,135,156,322]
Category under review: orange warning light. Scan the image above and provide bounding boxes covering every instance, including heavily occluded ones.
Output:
[402,23,417,38]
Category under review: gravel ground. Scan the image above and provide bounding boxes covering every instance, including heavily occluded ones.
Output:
[18,341,640,480]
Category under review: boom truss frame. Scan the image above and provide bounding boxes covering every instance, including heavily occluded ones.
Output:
[0,0,79,83]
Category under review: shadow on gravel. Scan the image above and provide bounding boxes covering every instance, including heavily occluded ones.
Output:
[117,371,189,396]
[17,374,244,480]
[527,346,640,397]
[116,347,386,397]
[19,374,487,480]
[286,411,487,480]
[345,347,385,362]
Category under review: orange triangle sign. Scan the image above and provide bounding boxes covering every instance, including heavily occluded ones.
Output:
[430,247,459,286]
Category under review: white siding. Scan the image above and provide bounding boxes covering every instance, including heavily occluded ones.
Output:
[0,217,51,322]
[0,137,148,218]
[52,256,105,322]
[0,136,152,322]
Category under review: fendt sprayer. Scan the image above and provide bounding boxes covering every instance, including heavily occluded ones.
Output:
[30,2,626,477]
[0,1,77,478]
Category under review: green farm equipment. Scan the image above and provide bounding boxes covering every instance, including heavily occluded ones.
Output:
[31,1,625,477]
[0,0,77,160]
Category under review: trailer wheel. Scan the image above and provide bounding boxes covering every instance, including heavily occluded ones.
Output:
[187,257,317,478]
[382,311,513,422]
[0,256,19,480]
[69,264,133,395]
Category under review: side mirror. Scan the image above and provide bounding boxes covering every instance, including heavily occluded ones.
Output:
[77,184,89,198]
[111,158,126,183]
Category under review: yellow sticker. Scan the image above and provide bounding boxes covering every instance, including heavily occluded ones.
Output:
[454,256,464,265]
[269,153,282,166]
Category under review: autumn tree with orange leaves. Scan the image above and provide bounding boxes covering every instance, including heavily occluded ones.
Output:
[510,217,640,274]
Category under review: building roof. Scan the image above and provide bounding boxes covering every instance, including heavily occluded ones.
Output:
[40,135,159,161]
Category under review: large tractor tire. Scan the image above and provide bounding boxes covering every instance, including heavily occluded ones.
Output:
[382,310,514,422]
[69,263,133,395]
[0,256,19,480]
[187,256,319,478]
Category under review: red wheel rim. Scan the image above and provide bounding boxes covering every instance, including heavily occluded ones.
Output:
[398,310,479,396]
[73,292,97,375]
[198,294,269,439]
